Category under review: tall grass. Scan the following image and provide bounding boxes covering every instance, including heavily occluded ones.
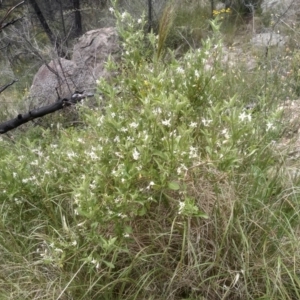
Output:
[157,1,175,60]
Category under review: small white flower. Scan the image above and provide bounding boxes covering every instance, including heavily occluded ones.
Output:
[178,201,185,214]
[221,128,228,135]
[190,122,197,128]
[176,66,185,74]
[202,118,212,127]
[189,146,198,159]
[221,128,230,139]
[91,152,99,160]
[129,122,139,128]
[239,111,252,122]
[14,198,22,204]
[114,197,121,203]
[67,151,77,159]
[146,181,155,189]
[121,12,127,20]
[109,7,114,13]
[153,107,162,114]
[266,122,274,131]
[137,18,142,24]
[114,136,120,143]
[118,213,127,218]
[162,118,171,127]
[115,152,123,158]
[177,164,188,175]
[132,148,140,160]
[97,115,105,126]
[195,70,200,78]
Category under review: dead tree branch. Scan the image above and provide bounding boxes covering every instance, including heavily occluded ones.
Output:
[0,91,94,134]
[0,1,24,32]
[0,79,17,93]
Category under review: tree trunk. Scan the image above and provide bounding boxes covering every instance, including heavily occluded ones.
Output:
[28,0,64,56]
[73,0,82,37]
[147,0,152,33]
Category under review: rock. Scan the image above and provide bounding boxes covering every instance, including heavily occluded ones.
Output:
[261,0,299,26]
[29,58,79,108]
[262,0,296,15]
[250,32,288,47]
[72,27,120,83]
[29,27,120,108]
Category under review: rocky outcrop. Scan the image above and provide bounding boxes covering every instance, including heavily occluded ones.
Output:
[72,27,119,81]
[29,27,120,108]
[250,32,288,47]
[262,0,298,20]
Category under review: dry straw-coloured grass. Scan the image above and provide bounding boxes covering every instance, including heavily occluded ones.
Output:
[157,2,176,60]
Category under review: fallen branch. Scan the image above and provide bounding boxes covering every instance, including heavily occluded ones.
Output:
[1,17,22,31]
[0,1,24,32]
[0,91,94,134]
[0,79,18,93]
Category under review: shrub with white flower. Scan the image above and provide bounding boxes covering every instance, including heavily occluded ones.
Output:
[0,3,288,299]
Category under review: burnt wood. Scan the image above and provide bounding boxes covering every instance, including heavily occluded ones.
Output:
[0,91,94,134]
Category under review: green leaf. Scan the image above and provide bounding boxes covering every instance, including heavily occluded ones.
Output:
[153,150,167,160]
[168,181,180,190]
[103,260,115,269]
[138,205,147,216]
[194,211,209,219]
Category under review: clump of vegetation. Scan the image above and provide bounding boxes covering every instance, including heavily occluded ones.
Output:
[0,2,300,300]
[166,1,211,52]
[291,50,300,96]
